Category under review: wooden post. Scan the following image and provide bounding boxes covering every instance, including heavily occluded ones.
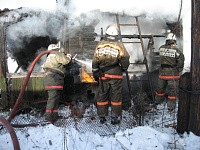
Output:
[188,0,200,136]
[177,0,200,136]
[0,23,8,107]
[177,72,190,134]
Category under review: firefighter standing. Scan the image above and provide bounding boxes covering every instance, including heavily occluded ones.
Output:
[155,33,185,111]
[43,44,72,123]
[92,24,130,124]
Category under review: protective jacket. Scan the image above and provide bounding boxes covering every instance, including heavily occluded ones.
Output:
[158,44,184,78]
[43,51,71,90]
[43,51,71,75]
[92,40,130,117]
[92,40,130,73]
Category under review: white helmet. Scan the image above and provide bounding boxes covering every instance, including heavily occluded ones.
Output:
[106,24,119,36]
[48,44,59,50]
[166,33,176,41]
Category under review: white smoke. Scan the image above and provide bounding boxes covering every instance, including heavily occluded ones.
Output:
[66,0,190,71]
[78,0,190,73]
[69,0,180,20]
[6,9,67,50]
[1,0,190,73]
[0,0,56,11]
[182,0,191,72]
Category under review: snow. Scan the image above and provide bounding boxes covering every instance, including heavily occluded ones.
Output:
[1,123,200,150]
[0,104,200,150]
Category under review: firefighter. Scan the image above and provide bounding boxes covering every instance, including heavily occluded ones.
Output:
[43,44,72,124]
[155,33,185,111]
[92,24,130,125]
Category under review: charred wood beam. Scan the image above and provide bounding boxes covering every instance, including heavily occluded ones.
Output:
[0,23,8,78]
[121,34,165,39]
[0,23,9,107]
[98,34,165,39]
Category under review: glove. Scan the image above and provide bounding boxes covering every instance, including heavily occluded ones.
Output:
[93,71,99,82]
[178,67,183,72]
[65,53,72,60]
[122,68,127,72]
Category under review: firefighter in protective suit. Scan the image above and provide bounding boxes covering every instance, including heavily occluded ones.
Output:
[43,44,72,123]
[92,24,130,124]
[155,33,185,111]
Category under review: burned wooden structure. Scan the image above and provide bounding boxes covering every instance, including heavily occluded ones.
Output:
[0,9,166,109]
[0,9,99,109]
[2,5,197,134]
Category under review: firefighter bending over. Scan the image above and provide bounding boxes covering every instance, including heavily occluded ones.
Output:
[43,44,72,124]
[155,33,185,111]
[92,24,130,125]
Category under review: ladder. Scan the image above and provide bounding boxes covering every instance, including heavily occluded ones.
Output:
[116,14,155,104]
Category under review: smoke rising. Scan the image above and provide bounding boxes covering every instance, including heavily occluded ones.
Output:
[1,0,190,73]
[69,0,181,20]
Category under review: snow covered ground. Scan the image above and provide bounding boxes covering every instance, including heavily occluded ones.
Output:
[0,103,200,150]
[1,123,200,150]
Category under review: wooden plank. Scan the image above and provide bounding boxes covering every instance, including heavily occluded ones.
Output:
[165,123,177,128]
[7,73,45,78]
[0,24,9,108]
[0,78,8,107]
[10,77,47,107]
[0,107,5,110]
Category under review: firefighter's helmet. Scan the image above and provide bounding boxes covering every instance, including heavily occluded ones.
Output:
[106,24,119,36]
[166,33,176,41]
[48,44,59,50]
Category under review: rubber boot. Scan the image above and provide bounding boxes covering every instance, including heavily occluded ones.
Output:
[167,99,176,111]
[111,116,121,125]
[99,117,106,124]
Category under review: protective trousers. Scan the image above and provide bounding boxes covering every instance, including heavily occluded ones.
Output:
[156,78,179,109]
[43,72,64,123]
[45,90,60,123]
[97,78,122,117]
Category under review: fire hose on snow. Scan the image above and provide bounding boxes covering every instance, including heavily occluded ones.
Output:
[0,116,21,150]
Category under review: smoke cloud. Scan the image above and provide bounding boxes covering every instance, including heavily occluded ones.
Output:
[69,0,181,21]
[0,0,190,73]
